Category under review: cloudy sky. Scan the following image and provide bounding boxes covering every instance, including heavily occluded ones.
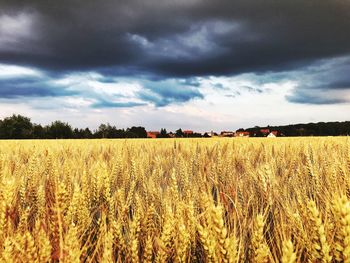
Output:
[0,0,350,131]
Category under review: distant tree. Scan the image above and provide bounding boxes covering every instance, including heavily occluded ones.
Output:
[157,128,169,138]
[82,128,93,138]
[0,114,33,139]
[96,124,109,138]
[108,127,125,138]
[127,126,147,138]
[161,128,167,136]
[203,132,210,138]
[94,123,125,138]
[175,128,184,138]
[73,128,82,139]
[47,121,73,139]
[73,128,93,139]
[32,124,46,139]
[124,130,138,138]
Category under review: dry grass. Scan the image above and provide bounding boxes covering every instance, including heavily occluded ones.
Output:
[0,137,349,262]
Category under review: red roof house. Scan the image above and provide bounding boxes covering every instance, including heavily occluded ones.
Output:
[220,131,235,137]
[147,131,160,138]
[183,130,193,135]
[260,129,270,135]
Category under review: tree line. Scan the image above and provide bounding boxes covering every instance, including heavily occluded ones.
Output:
[0,114,205,139]
[243,121,350,137]
[0,114,148,139]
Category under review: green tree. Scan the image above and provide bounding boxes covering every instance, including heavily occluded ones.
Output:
[47,121,73,139]
[95,123,126,138]
[96,124,109,138]
[127,126,147,138]
[157,128,169,138]
[175,128,184,138]
[32,124,46,139]
[0,114,33,139]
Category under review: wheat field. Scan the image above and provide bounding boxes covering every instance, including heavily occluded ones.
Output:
[0,137,349,262]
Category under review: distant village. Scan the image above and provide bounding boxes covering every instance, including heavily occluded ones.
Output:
[147,120,350,138]
[146,128,279,138]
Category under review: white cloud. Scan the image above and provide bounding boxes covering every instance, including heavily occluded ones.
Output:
[0,64,42,79]
[52,72,145,106]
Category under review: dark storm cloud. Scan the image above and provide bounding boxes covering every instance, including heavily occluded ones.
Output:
[286,58,350,104]
[286,82,350,105]
[1,0,350,78]
[286,89,348,105]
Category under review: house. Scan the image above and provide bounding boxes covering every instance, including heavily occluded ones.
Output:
[204,131,216,137]
[260,129,270,135]
[220,131,235,137]
[236,131,250,137]
[271,130,278,136]
[267,131,278,138]
[183,130,193,136]
[147,131,160,138]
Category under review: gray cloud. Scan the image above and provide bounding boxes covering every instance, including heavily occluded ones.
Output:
[91,100,147,108]
[286,57,350,104]
[286,89,348,105]
[138,80,203,106]
[0,0,350,78]
[0,77,77,98]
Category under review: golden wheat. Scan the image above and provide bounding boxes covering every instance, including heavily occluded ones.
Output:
[0,137,348,262]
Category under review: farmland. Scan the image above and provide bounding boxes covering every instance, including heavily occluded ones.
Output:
[0,137,349,262]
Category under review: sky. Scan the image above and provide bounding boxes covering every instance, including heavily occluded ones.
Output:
[0,0,350,132]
